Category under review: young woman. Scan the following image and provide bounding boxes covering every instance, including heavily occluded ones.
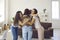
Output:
[19,8,35,40]
[31,8,44,40]
[11,11,23,40]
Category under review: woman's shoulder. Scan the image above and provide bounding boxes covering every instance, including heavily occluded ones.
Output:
[33,16,37,18]
[23,15,28,18]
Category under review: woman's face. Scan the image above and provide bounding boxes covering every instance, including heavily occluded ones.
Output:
[31,9,35,14]
[20,13,23,17]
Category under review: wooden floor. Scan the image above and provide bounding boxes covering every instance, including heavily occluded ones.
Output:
[18,38,53,40]
[18,36,53,40]
[18,37,53,40]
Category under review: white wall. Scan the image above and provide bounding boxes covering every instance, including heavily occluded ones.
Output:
[8,0,52,24]
[53,28,60,40]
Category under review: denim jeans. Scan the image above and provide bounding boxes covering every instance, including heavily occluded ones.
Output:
[11,26,18,40]
[22,25,32,40]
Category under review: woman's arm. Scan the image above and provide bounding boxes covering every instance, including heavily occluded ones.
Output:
[27,18,35,25]
[19,18,30,26]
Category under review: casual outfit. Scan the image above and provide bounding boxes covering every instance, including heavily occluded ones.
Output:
[11,24,18,40]
[22,25,32,40]
[22,17,33,40]
[33,15,44,40]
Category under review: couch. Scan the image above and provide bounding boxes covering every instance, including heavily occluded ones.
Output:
[18,22,53,39]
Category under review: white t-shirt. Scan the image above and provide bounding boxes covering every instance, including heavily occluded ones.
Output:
[11,23,18,27]
[33,15,44,30]
[33,15,41,28]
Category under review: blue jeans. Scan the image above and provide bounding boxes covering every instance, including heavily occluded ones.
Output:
[22,25,32,40]
[11,26,18,40]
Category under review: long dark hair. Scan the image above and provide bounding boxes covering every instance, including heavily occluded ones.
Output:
[14,11,22,25]
[24,8,31,17]
[33,8,38,14]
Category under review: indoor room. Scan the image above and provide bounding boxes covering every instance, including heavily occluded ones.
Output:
[0,0,60,40]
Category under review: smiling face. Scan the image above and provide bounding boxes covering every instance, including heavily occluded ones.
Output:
[31,9,35,14]
[19,13,23,17]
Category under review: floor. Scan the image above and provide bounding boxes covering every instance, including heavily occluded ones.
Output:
[18,38,53,40]
[0,29,53,40]
[18,36,53,40]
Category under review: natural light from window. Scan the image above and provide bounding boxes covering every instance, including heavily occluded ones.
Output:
[0,0,4,22]
[52,1,59,19]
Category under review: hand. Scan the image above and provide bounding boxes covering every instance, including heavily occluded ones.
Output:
[23,18,30,23]
[23,15,27,18]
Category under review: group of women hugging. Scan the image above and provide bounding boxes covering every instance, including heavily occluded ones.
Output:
[11,8,44,40]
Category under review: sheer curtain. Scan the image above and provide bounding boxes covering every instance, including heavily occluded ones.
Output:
[52,0,60,28]
[0,0,4,22]
[52,1,59,19]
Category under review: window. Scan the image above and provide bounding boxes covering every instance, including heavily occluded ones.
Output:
[52,1,59,19]
[0,0,4,22]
